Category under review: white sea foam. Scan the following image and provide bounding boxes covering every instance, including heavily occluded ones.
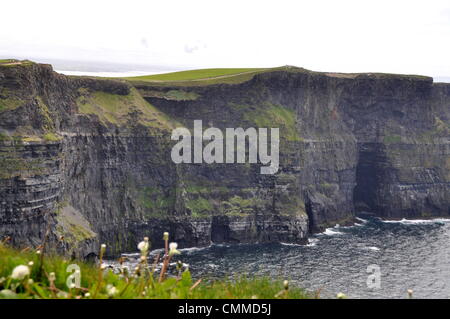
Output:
[321,228,344,236]
[121,253,140,258]
[366,246,380,251]
[280,242,303,247]
[355,217,369,224]
[381,218,449,225]
[306,238,319,247]
[180,246,209,252]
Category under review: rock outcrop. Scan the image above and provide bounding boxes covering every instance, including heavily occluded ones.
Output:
[0,62,448,257]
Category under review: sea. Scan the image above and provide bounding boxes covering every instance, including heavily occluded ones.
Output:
[112,215,450,299]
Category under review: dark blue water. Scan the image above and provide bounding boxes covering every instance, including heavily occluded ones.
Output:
[118,216,450,299]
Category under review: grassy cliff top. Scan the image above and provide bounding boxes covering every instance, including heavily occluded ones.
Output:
[122,67,274,86]
[0,59,433,87]
[123,65,432,87]
[124,68,266,81]
[123,66,314,87]
[0,59,35,67]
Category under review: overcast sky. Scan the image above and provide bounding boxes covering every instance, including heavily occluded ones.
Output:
[1,0,449,78]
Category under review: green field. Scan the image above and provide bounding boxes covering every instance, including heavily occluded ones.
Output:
[0,59,17,64]
[122,68,278,86]
[125,68,266,81]
[0,59,34,67]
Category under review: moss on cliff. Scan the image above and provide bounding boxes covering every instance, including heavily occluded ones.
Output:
[0,87,25,113]
[233,102,301,142]
[54,205,97,255]
[141,89,200,101]
[139,186,175,212]
[43,132,62,142]
[0,138,45,179]
[186,198,213,218]
[35,96,55,131]
[76,87,176,130]
[219,195,254,217]
[0,97,24,113]
[383,134,402,144]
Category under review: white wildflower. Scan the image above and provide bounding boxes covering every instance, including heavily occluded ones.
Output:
[0,289,17,298]
[49,272,56,282]
[169,242,180,256]
[336,292,347,299]
[283,280,289,290]
[106,284,118,297]
[137,241,149,253]
[11,265,30,280]
[57,291,69,298]
[28,261,34,267]
[407,289,413,298]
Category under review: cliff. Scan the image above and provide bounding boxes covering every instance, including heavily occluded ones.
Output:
[0,62,449,257]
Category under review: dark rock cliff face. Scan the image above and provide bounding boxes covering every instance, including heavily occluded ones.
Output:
[0,63,449,257]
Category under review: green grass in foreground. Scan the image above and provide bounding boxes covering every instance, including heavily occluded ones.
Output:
[0,237,312,299]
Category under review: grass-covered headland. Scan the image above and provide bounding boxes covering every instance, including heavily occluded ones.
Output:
[0,233,313,299]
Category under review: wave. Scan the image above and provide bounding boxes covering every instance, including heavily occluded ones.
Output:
[280,242,304,247]
[180,245,212,253]
[381,218,449,225]
[355,217,369,225]
[363,246,380,251]
[306,238,319,247]
[320,228,344,236]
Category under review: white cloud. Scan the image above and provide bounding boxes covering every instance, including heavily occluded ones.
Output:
[0,0,449,77]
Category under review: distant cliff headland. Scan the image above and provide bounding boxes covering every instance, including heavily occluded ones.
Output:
[1,59,449,258]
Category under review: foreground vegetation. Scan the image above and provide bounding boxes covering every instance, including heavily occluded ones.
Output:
[0,234,312,299]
